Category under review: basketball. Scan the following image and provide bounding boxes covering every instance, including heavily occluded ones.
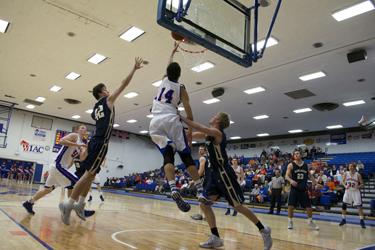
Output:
[171,31,185,41]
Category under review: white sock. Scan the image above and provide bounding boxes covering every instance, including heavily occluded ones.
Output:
[66,198,75,207]
[360,216,364,220]
[78,196,85,205]
[99,191,103,195]
[288,218,292,223]
[342,214,346,219]
[308,218,313,223]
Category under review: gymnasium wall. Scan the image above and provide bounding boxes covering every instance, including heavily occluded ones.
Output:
[1,109,374,184]
[0,109,164,184]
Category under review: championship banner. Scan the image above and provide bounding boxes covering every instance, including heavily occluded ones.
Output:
[53,129,69,153]
[330,132,347,145]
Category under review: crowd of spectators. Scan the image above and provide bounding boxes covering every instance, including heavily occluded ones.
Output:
[103,146,367,210]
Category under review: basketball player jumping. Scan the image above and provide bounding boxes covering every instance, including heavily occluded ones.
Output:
[149,42,207,213]
[23,125,90,218]
[59,57,144,225]
[339,163,366,228]
[181,113,272,250]
[285,150,319,230]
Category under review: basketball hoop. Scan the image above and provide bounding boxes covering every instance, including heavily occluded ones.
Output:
[171,31,207,69]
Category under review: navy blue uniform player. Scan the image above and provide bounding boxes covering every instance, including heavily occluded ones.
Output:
[285,150,319,230]
[181,113,272,250]
[59,57,144,225]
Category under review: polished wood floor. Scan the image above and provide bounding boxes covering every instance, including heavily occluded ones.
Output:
[0,180,374,250]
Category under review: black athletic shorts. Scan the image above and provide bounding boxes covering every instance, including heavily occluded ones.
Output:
[288,188,311,208]
[204,164,244,207]
[79,138,108,175]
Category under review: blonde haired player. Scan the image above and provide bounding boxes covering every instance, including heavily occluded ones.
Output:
[339,163,366,228]
[181,113,272,249]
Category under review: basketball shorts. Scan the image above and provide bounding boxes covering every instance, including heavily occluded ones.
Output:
[343,189,362,207]
[45,163,78,189]
[79,138,108,175]
[149,114,190,154]
[204,164,245,207]
[288,188,311,208]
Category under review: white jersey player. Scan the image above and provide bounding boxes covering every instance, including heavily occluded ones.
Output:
[22,125,88,216]
[149,42,208,213]
[339,163,366,228]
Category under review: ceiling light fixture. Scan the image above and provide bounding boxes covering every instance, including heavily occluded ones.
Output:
[293,108,312,114]
[253,115,269,120]
[203,98,220,104]
[326,125,343,129]
[343,100,365,107]
[124,92,139,99]
[50,85,62,92]
[0,19,10,33]
[332,0,374,22]
[288,129,303,134]
[257,133,270,137]
[65,72,80,80]
[152,80,162,87]
[244,86,266,95]
[299,71,326,81]
[119,26,145,42]
[35,97,46,102]
[191,62,215,72]
[87,53,107,64]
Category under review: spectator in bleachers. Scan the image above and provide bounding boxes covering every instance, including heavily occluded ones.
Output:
[326,177,336,191]
[317,171,327,184]
[8,164,17,180]
[356,160,364,172]
[249,184,260,203]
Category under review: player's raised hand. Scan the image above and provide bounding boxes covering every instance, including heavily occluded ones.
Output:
[134,57,144,70]
[172,41,180,54]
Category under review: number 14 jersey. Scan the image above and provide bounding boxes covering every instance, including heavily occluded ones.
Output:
[151,78,182,115]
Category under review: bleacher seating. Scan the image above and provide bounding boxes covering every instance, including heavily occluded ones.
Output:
[135,183,157,192]
[324,152,375,177]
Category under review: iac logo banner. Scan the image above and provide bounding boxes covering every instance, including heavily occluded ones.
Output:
[20,140,45,153]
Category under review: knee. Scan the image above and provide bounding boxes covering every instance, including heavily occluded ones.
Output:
[179,152,195,167]
[163,145,175,166]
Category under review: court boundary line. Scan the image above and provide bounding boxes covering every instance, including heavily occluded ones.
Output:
[0,208,54,250]
[108,209,336,250]
[102,189,375,227]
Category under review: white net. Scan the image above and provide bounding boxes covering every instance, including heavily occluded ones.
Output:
[178,41,207,69]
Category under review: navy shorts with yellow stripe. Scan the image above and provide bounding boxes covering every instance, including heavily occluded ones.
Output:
[79,139,108,175]
[204,164,244,207]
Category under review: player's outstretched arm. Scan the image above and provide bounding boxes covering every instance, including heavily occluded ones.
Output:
[180,86,193,121]
[79,146,88,161]
[181,116,221,140]
[192,132,205,140]
[163,42,180,78]
[108,57,143,107]
[59,133,80,147]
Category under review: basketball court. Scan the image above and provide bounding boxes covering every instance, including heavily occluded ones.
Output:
[1,0,375,249]
[0,183,373,250]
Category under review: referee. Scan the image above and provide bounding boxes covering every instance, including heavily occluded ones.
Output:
[268,169,284,214]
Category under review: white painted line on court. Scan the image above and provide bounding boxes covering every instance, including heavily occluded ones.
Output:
[112,229,227,249]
